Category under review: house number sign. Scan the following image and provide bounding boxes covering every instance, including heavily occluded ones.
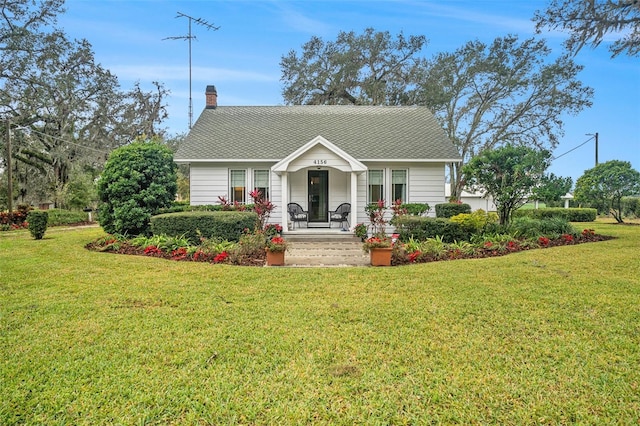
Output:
[313,160,328,165]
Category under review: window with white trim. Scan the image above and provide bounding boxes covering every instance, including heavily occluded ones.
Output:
[368,170,384,204]
[253,170,270,200]
[391,169,407,203]
[230,170,246,203]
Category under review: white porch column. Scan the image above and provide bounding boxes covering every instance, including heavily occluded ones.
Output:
[350,171,358,229]
[280,172,288,231]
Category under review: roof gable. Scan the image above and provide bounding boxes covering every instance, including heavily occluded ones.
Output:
[272,135,367,173]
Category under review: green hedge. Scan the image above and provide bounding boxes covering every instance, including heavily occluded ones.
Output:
[394,216,469,243]
[512,208,597,222]
[157,203,257,214]
[46,209,90,226]
[150,211,259,244]
[435,203,471,218]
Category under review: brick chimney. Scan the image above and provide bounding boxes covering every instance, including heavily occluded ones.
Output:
[205,85,217,109]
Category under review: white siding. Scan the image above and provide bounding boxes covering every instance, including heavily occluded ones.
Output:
[189,162,280,214]
[190,163,227,205]
[188,161,448,227]
[406,163,447,217]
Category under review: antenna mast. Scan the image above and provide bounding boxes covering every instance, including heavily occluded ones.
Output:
[164,12,219,129]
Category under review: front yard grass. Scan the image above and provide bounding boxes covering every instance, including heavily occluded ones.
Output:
[1,222,639,424]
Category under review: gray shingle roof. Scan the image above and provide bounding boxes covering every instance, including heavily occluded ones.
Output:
[175,105,461,162]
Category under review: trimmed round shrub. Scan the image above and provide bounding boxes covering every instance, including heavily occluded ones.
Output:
[435,203,471,218]
[27,210,49,240]
[150,211,259,244]
[97,139,177,236]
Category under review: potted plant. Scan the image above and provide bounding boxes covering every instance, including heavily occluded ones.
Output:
[363,200,393,266]
[363,235,393,266]
[265,236,288,266]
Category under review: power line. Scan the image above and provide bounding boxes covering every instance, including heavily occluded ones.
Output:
[552,135,595,161]
[13,125,110,154]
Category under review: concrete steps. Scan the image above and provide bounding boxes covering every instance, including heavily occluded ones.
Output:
[278,231,369,267]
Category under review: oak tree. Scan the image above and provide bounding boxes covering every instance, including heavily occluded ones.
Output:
[533,0,640,57]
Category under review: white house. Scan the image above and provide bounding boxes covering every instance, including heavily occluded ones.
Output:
[174,86,461,231]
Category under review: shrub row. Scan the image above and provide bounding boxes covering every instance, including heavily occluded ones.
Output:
[507,216,577,239]
[150,211,259,244]
[622,197,640,218]
[394,216,469,243]
[46,209,90,226]
[435,203,471,218]
[512,208,596,222]
[0,205,31,226]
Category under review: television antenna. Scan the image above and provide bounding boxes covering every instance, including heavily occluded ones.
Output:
[164,12,219,129]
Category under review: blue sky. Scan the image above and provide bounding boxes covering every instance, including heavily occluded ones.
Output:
[58,0,639,182]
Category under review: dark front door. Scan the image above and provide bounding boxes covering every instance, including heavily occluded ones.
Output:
[308,170,328,222]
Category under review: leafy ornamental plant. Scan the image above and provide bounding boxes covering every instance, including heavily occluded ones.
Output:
[363,200,393,252]
[353,223,368,240]
[365,199,388,236]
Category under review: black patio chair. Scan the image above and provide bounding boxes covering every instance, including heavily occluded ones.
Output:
[329,203,351,230]
[287,202,308,229]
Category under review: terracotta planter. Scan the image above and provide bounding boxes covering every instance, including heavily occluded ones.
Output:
[266,249,285,266]
[369,247,392,266]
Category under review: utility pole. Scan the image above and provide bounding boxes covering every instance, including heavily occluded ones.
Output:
[586,132,599,167]
[5,119,12,214]
[164,12,219,130]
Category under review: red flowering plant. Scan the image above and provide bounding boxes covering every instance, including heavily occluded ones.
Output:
[561,233,574,243]
[171,247,189,260]
[538,236,550,246]
[213,251,229,263]
[144,245,163,256]
[266,236,288,253]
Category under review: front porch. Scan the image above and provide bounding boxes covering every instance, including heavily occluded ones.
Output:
[272,136,367,233]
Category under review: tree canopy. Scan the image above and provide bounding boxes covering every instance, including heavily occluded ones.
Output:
[281,30,593,200]
[533,173,573,205]
[280,28,427,106]
[419,35,592,198]
[463,145,552,225]
[574,160,640,223]
[1,0,169,209]
[533,0,640,58]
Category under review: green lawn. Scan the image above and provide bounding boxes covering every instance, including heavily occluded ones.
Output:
[1,223,639,425]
